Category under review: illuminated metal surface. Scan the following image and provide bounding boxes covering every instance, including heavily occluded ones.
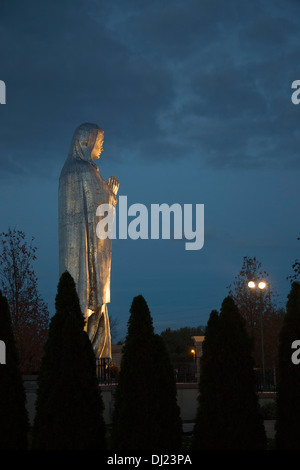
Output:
[58,123,118,359]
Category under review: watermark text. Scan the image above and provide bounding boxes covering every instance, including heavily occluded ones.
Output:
[96,196,204,251]
[0,340,6,364]
[291,340,300,365]
[291,80,300,105]
[0,80,6,104]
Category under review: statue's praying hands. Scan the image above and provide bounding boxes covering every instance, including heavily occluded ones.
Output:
[107,176,119,196]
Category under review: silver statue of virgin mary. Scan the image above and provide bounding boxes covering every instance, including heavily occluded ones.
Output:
[58,123,119,360]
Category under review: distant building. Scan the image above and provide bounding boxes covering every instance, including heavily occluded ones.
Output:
[191,336,205,382]
[111,344,124,368]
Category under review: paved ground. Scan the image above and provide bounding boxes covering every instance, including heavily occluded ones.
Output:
[264,420,275,439]
[182,423,194,434]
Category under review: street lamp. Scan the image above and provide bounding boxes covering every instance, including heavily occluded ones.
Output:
[258,281,267,290]
[248,280,267,389]
[191,349,196,363]
[248,280,267,291]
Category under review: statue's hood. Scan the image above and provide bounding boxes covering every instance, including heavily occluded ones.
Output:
[67,122,102,167]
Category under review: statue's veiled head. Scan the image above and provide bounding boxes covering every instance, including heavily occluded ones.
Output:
[68,123,104,164]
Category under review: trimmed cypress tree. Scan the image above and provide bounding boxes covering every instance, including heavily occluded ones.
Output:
[32,271,106,450]
[192,310,222,450]
[152,334,182,449]
[0,290,29,450]
[275,282,300,450]
[111,295,182,450]
[111,295,156,450]
[193,297,267,450]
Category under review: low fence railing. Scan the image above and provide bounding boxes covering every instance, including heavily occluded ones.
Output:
[96,359,277,391]
[173,362,197,383]
[96,358,119,385]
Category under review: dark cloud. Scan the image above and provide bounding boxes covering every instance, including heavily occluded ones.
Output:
[241,16,299,46]
[97,0,300,169]
[137,140,189,161]
[1,0,300,178]
[0,0,176,178]
[1,0,299,329]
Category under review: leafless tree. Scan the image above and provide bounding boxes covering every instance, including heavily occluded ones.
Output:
[0,228,49,373]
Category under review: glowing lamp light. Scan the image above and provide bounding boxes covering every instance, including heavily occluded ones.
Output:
[191,348,196,363]
[258,281,267,290]
[248,281,256,289]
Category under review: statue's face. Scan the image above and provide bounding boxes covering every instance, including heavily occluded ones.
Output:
[91,131,104,159]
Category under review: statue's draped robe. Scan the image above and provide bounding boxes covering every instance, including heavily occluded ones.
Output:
[58,123,116,359]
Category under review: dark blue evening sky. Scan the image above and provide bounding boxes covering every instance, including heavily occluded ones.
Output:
[1,0,300,341]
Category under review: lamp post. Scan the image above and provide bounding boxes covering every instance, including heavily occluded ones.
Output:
[248,280,267,389]
[191,348,196,363]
